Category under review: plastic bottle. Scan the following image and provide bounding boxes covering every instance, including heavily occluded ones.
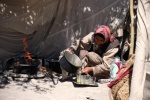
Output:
[110,57,122,81]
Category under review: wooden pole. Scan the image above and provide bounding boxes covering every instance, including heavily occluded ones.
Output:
[129,0,135,57]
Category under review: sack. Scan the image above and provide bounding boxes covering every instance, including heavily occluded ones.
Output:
[110,72,131,100]
[108,55,135,100]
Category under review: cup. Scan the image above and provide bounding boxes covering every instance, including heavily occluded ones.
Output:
[76,74,81,83]
[80,75,85,84]
[84,75,90,84]
[88,76,96,85]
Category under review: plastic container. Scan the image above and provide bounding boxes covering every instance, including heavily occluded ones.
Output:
[110,57,122,81]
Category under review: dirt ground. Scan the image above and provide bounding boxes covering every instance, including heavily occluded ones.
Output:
[0,74,110,100]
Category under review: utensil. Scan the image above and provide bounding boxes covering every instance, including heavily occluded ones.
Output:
[59,51,82,73]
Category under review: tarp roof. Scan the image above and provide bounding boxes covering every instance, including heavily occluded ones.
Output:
[0,0,129,61]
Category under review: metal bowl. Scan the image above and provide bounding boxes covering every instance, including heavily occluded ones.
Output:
[59,51,82,73]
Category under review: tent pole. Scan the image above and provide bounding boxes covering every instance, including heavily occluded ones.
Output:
[129,0,135,57]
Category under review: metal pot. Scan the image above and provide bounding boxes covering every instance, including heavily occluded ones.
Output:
[59,51,82,73]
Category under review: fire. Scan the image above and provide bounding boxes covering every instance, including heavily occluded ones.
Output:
[23,36,32,60]
[42,66,47,72]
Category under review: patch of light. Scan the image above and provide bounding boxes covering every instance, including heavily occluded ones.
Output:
[111,7,114,11]
[9,11,12,13]
[25,15,34,25]
[29,15,33,20]
[110,18,122,29]
[110,16,115,20]
[122,9,127,15]
[83,7,91,12]
[27,21,30,25]
[14,13,17,16]
[0,4,2,7]
[63,20,69,26]
[32,11,36,16]
[71,36,74,41]
[116,7,121,12]
[30,20,33,24]
[1,7,5,13]
[27,10,30,13]
[75,27,81,37]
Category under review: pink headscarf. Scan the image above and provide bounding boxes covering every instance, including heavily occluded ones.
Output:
[94,25,115,43]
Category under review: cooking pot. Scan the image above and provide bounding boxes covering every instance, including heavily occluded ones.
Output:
[59,51,82,73]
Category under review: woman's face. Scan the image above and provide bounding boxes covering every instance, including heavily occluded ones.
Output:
[94,35,105,45]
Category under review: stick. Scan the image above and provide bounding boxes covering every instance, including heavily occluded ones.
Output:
[129,0,135,57]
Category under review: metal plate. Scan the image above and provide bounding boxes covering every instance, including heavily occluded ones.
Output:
[73,82,98,87]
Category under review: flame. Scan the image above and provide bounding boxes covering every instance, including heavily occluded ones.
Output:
[42,66,47,72]
[23,36,32,60]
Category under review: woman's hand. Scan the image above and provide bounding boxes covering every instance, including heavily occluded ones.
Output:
[81,67,93,74]
[66,47,74,54]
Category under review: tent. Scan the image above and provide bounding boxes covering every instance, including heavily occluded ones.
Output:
[129,0,150,100]
[0,0,129,65]
[0,0,149,99]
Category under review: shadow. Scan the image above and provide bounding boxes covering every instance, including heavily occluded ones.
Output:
[0,71,58,94]
[0,63,59,94]
[0,75,10,88]
[59,74,76,83]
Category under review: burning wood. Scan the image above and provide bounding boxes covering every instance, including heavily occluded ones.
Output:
[41,66,47,72]
[23,36,32,60]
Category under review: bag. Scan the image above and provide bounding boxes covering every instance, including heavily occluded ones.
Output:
[108,55,135,100]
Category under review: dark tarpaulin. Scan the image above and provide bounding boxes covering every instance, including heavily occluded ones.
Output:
[0,0,129,68]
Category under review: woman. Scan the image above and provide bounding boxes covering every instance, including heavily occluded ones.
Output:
[60,25,120,80]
